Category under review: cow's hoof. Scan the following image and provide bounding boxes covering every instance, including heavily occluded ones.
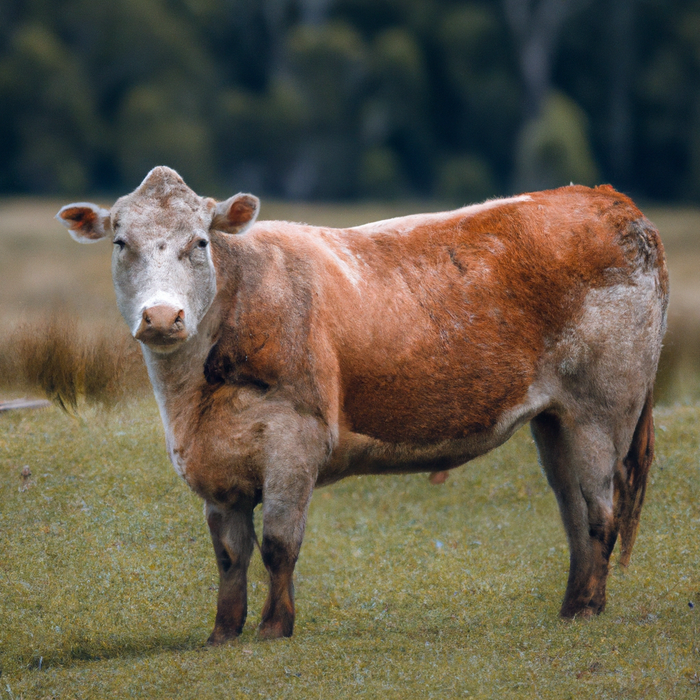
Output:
[206,627,240,646]
[559,599,605,619]
[258,619,293,639]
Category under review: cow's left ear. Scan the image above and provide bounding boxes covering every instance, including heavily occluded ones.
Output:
[56,202,112,243]
[210,193,260,234]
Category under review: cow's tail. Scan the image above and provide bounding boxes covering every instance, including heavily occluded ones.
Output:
[614,389,655,567]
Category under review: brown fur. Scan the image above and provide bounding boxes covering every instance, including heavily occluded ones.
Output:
[191,186,666,634]
[207,186,640,446]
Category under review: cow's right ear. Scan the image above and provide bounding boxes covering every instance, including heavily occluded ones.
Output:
[56,202,112,243]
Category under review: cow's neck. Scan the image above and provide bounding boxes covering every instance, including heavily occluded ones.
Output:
[140,303,221,440]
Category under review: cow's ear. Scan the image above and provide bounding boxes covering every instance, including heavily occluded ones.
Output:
[210,193,260,234]
[56,202,112,243]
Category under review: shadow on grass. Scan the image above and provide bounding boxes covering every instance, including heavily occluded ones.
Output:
[14,629,209,674]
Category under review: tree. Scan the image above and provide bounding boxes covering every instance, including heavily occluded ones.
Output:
[503,0,591,119]
[0,23,99,192]
[607,0,635,189]
[503,0,598,191]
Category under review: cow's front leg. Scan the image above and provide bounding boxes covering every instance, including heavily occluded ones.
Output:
[205,499,256,645]
[257,412,328,639]
[258,474,314,639]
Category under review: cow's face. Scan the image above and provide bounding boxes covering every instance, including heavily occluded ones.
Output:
[57,167,259,353]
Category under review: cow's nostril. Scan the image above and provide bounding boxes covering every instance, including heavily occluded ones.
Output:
[136,304,188,346]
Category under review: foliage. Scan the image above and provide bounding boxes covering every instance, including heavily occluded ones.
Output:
[436,154,496,205]
[514,91,600,192]
[2,1,700,200]
[1,399,699,698]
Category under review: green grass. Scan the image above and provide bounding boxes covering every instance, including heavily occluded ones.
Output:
[1,399,699,698]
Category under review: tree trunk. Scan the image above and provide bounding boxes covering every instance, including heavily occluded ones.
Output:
[607,0,635,189]
[503,0,591,120]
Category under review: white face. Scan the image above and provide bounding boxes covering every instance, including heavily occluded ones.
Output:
[110,192,218,351]
[56,166,260,354]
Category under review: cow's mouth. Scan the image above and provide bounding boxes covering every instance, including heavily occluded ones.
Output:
[139,332,188,350]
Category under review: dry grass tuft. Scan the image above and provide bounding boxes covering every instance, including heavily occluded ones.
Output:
[655,313,700,404]
[0,317,148,410]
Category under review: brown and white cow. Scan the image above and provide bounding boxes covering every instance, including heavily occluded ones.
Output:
[57,166,668,642]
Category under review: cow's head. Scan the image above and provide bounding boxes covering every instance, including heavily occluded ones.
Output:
[57,166,259,353]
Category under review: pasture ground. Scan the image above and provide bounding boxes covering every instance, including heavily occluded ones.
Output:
[0,197,699,698]
[1,399,699,699]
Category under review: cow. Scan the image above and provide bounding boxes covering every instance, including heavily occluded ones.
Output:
[57,166,668,643]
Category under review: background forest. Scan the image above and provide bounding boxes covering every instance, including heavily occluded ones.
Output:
[1,0,698,202]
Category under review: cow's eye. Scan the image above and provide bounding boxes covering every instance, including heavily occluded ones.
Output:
[197,239,208,249]
[113,238,126,250]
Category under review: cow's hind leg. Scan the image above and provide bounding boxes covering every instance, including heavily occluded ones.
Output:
[531,413,619,618]
[205,499,256,645]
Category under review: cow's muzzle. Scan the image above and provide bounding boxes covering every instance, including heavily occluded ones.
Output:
[135,304,188,348]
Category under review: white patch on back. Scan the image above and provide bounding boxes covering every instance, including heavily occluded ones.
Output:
[323,235,364,287]
[351,195,533,236]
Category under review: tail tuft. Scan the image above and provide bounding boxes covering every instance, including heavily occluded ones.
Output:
[614,390,655,567]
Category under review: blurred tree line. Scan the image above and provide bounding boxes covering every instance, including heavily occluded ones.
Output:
[0,0,699,202]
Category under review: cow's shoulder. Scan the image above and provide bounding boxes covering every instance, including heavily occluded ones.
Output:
[205,224,325,410]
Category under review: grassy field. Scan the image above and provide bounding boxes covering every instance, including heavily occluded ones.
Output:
[0,197,699,698]
[1,399,699,698]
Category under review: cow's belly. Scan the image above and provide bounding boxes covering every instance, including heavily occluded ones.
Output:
[162,366,554,501]
[320,380,553,485]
